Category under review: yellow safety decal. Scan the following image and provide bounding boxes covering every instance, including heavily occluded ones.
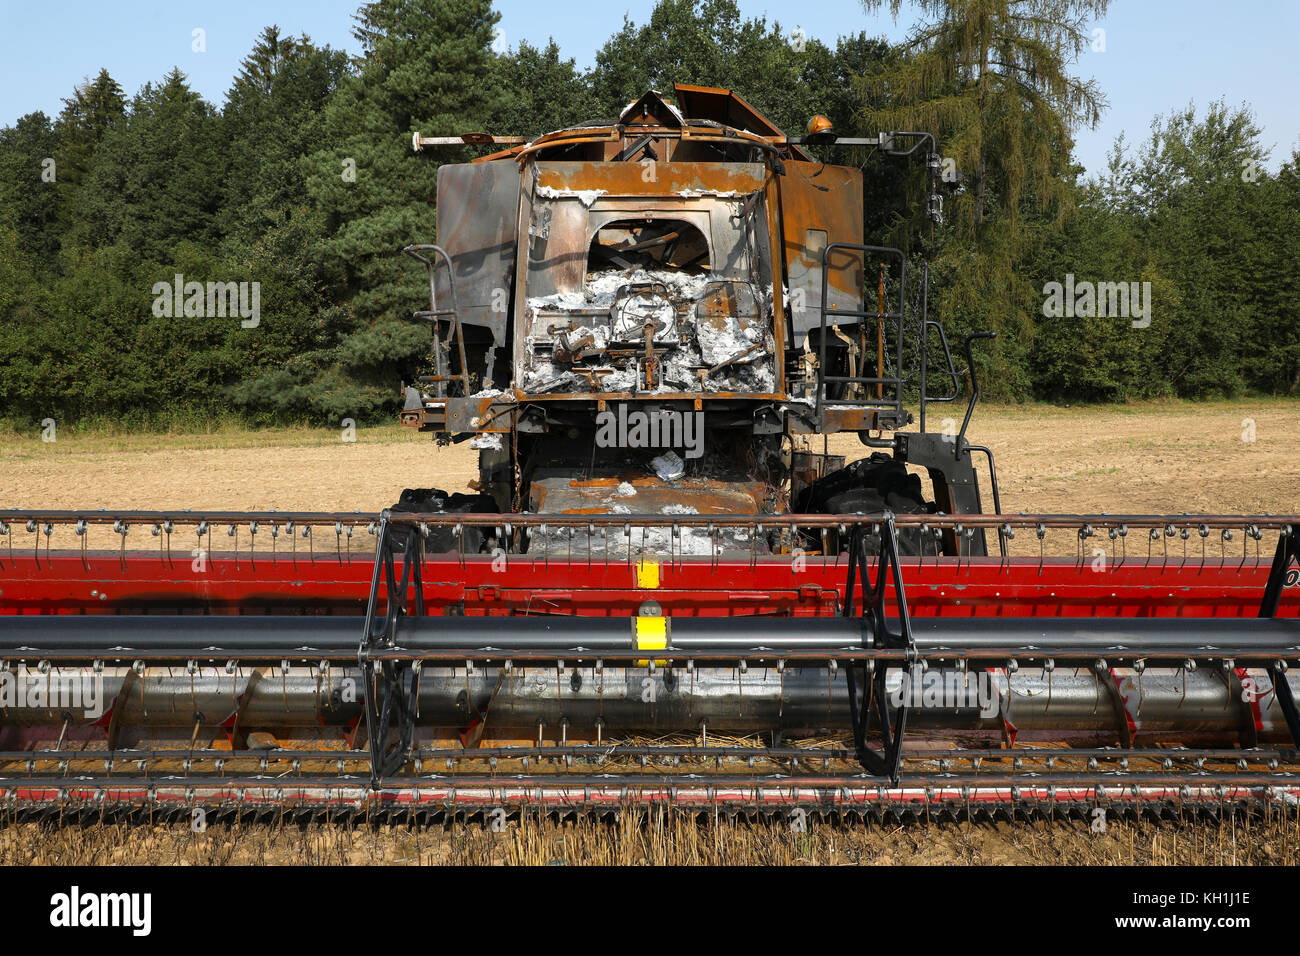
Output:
[635,558,660,589]
[634,615,668,650]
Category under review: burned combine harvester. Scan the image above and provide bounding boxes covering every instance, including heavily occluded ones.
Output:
[400,87,990,544]
[0,85,1297,821]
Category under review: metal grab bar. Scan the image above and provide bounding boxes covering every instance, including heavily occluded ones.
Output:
[403,243,468,397]
[814,242,907,425]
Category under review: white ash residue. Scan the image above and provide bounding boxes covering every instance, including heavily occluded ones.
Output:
[527,269,715,314]
[696,314,758,367]
[469,433,503,451]
[522,268,775,394]
[528,519,755,558]
[535,185,607,207]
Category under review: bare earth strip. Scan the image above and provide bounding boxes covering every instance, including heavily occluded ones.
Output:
[1,398,1298,865]
[3,398,1297,515]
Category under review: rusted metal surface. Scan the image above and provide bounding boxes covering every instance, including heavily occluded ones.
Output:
[406,85,883,448]
[444,395,515,433]
[534,161,767,197]
[672,82,813,161]
[781,160,864,335]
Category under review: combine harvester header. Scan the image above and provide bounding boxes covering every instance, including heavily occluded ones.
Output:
[1,85,1297,822]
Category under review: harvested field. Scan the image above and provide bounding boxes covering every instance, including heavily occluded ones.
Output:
[1,810,1297,866]
[1,397,1298,865]
[4,398,1296,516]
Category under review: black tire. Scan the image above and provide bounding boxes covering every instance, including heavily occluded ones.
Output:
[389,488,497,553]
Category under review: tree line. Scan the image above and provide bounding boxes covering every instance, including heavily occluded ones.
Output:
[1,0,1296,429]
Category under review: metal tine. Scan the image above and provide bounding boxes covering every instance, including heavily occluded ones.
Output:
[77,518,89,568]
[113,518,128,566]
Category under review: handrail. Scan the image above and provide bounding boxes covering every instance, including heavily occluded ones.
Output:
[815,242,907,426]
[403,243,468,397]
[958,331,997,445]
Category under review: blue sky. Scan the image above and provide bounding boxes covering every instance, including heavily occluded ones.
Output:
[2,0,1297,175]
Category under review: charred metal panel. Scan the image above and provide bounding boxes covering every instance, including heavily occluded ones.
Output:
[780,161,864,335]
[435,162,522,343]
[672,83,813,161]
[515,161,778,397]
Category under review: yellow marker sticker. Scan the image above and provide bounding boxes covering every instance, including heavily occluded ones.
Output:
[634,615,668,650]
[635,558,660,589]
[634,615,669,666]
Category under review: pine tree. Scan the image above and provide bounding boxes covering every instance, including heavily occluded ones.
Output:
[291,0,503,419]
[860,0,1110,232]
[488,40,600,137]
[70,68,226,262]
[53,69,127,211]
[0,112,60,260]
[222,26,351,249]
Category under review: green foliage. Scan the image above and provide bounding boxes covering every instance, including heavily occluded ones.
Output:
[589,0,860,137]
[489,39,601,136]
[0,113,60,261]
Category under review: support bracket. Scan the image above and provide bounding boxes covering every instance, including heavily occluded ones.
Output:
[359,514,426,785]
[844,512,915,784]
[1259,524,1300,748]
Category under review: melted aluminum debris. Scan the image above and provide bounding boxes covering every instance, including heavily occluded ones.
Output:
[522,269,774,394]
